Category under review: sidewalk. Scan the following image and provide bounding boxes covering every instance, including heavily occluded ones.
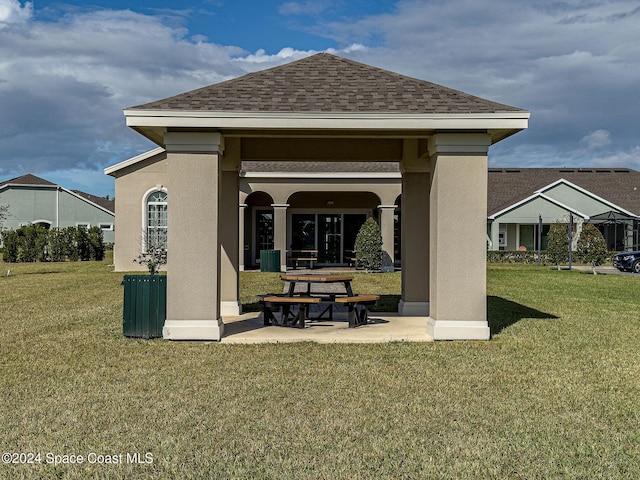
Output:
[221,312,432,344]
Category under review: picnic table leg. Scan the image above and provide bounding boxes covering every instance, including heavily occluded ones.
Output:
[287,281,296,297]
[344,282,354,297]
[263,303,278,326]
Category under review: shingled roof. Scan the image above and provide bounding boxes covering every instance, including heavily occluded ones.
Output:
[241,160,400,174]
[73,190,115,213]
[488,168,640,216]
[1,173,56,187]
[131,53,524,114]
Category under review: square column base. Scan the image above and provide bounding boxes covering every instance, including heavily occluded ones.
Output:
[221,301,242,316]
[163,318,224,341]
[398,300,430,316]
[427,318,490,340]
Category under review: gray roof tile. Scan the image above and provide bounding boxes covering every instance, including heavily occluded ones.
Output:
[1,173,56,186]
[488,168,640,216]
[131,53,524,114]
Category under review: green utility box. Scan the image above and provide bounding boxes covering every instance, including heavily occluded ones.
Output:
[122,275,166,339]
[260,249,281,272]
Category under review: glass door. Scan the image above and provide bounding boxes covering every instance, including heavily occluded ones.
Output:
[343,214,366,262]
[318,214,342,263]
[291,214,316,250]
[255,209,274,263]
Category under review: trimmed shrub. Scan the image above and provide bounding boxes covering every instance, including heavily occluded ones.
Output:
[547,221,570,269]
[487,250,548,264]
[64,227,80,261]
[355,217,383,271]
[1,225,106,263]
[47,228,67,262]
[88,226,105,261]
[576,223,608,272]
[1,229,19,262]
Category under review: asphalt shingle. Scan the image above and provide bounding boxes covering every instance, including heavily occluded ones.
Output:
[130,53,524,114]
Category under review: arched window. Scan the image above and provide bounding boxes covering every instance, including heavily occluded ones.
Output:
[146,191,167,250]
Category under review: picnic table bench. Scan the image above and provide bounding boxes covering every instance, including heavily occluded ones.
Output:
[286,249,318,270]
[335,295,380,327]
[261,295,320,328]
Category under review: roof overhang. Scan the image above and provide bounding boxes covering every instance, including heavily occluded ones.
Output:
[124,109,530,147]
[104,147,165,176]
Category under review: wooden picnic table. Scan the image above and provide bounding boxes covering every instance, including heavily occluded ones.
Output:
[261,274,376,328]
[280,273,354,297]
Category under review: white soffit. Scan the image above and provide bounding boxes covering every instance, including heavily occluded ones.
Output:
[124,110,530,131]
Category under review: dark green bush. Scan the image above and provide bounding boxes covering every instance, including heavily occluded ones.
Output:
[1,229,19,262]
[1,225,106,263]
[88,226,105,261]
[576,223,608,269]
[355,217,383,271]
[547,221,570,268]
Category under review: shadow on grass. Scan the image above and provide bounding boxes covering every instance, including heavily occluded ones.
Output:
[488,295,558,336]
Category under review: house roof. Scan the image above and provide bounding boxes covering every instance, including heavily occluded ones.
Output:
[488,168,640,217]
[1,173,56,187]
[73,190,115,213]
[130,53,525,115]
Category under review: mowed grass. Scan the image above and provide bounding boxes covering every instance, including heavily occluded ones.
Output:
[1,257,640,479]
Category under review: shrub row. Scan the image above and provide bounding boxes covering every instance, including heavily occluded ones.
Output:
[1,224,105,263]
[487,249,615,265]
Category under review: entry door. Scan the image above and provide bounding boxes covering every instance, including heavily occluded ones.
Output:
[255,209,274,262]
[318,214,342,263]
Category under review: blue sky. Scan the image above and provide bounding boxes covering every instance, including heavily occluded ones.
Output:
[1,0,639,197]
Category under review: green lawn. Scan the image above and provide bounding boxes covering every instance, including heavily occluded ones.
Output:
[1,257,639,479]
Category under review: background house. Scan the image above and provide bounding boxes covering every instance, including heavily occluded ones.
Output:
[487,168,640,252]
[0,173,115,243]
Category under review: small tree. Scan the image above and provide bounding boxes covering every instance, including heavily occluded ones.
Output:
[547,221,570,270]
[576,223,608,274]
[354,217,383,272]
[134,227,167,275]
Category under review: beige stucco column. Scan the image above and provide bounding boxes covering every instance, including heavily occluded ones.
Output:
[399,139,430,316]
[378,204,396,272]
[239,203,247,271]
[220,137,241,316]
[162,132,225,340]
[428,133,491,340]
[272,204,288,272]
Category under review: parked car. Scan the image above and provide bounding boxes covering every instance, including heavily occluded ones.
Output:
[612,251,640,273]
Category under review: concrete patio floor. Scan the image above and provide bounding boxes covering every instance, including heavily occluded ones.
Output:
[221,311,432,344]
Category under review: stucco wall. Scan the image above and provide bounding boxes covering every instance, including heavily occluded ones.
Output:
[111,153,168,271]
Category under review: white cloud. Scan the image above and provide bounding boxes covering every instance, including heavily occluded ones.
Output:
[1,0,639,195]
[0,7,247,180]
[0,0,32,27]
[581,130,612,150]
[278,1,330,16]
